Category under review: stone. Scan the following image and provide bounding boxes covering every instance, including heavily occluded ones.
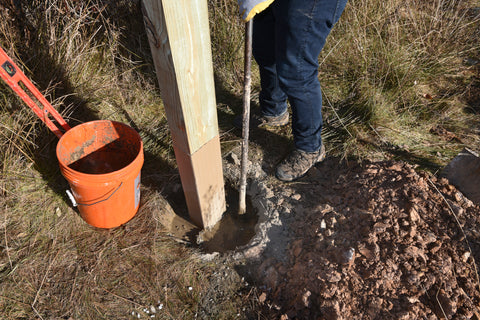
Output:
[227,152,240,165]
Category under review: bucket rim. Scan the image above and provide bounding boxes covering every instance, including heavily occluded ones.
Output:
[56,120,144,181]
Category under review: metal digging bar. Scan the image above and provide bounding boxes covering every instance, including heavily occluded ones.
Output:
[238,19,253,215]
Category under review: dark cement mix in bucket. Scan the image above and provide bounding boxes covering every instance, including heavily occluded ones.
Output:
[68,142,136,174]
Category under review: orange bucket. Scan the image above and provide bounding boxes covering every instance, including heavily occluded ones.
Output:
[0,48,144,228]
[56,120,144,228]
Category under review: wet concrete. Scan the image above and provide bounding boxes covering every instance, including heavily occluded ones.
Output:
[157,185,259,254]
[197,191,258,253]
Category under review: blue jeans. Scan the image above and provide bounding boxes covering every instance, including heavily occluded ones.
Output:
[253,0,347,152]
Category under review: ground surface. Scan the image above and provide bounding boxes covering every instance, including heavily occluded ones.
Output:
[216,135,480,320]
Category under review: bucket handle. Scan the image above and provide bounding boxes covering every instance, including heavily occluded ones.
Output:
[66,182,123,207]
[0,46,71,138]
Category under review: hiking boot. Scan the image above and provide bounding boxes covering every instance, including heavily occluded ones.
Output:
[275,145,326,182]
[233,109,289,129]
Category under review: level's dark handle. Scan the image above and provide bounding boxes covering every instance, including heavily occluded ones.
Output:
[0,46,71,138]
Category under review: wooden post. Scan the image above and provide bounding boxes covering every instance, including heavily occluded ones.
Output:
[141,0,226,229]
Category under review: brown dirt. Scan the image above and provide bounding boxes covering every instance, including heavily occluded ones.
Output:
[222,149,480,320]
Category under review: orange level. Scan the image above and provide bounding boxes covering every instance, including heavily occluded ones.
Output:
[0,46,71,138]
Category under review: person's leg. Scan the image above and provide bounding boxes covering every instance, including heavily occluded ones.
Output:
[274,0,347,152]
[252,6,288,118]
[273,0,347,181]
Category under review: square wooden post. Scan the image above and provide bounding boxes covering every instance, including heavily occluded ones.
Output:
[142,0,226,228]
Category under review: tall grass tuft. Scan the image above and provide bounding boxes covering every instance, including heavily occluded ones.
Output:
[320,0,480,162]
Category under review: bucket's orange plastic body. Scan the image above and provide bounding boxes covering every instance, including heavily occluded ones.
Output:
[56,120,144,228]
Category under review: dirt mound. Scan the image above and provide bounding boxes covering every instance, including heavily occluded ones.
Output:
[234,158,480,319]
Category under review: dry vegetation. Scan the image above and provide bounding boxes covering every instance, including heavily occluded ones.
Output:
[0,0,479,319]
[318,0,480,165]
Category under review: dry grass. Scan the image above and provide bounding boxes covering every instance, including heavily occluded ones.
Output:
[1,187,253,319]
[0,0,479,319]
[0,1,259,319]
[320,0,480,164]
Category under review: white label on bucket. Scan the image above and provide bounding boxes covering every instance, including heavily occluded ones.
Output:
[134,173,141,208]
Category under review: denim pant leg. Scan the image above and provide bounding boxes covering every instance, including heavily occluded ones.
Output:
[252,7,288,118]
[274,0,347,152]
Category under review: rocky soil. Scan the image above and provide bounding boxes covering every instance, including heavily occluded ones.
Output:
[221,151,480,320]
